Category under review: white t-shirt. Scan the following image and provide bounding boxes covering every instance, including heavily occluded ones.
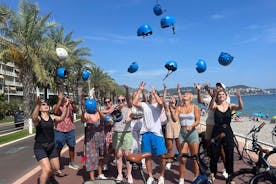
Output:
[140,102,163,137]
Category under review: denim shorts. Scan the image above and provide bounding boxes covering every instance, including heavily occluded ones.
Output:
[141,132,166,156]
[179,128,199,143]
[54,130,76,148]
[34,142,58,161]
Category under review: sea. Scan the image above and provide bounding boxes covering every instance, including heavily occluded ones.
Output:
[230,94,276,119]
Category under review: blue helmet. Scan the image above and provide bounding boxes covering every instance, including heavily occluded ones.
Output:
[84,98,97,114]
[111,109,123,123]
[165,61,177,72]
[128,62,139,73]
[196,59,207,73]
[57,67,68,79]
[218,52,234,66]
[137,24,153,37]
[103,115,111,124]
[153,4,163,16]
[161,16,176,34]
[82,69,90,81]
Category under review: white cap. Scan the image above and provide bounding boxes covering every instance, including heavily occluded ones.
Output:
[216,82,226,90]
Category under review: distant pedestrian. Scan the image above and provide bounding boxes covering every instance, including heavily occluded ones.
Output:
[53,92,79,170]
[32,96,69,184]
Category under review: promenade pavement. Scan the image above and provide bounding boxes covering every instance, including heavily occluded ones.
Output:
[21,135,248,184]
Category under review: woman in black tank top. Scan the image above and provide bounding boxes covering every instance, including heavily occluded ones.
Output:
[32,96,69,184]
[209,89,243,181]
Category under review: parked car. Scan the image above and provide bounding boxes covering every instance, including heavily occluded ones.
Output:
[14,110,24,128]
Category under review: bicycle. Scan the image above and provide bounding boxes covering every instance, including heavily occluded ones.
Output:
[198,130,242,166]
[226,122,276,184]
[249,168,276,183]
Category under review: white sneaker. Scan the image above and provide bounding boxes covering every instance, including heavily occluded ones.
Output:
[179,178,185,184]
[142,158,146,169]
[97,174,107,180]
[158,176,165,184]
[166,162,171,170]
[147,176,154,184]
[222,169,229,179]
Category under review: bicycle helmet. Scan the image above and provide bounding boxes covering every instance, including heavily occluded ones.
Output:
[196,59,207,73]
[84,98,97,114]
[57,67,68,79]
[153,4,163,16]
[160,15,176,34]
[103,115,111,124]
[111,109,123,122]
[128,62,139,73]
[82,69,90,81]
[218,52,234,66]
[137,24,153,37]
[165,61,177,72]
[56,47,68,60]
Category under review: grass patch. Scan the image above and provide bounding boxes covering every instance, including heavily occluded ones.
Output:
[0,116,14,123]
[0,129,35,145]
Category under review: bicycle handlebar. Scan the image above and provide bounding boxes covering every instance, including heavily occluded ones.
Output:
[248,121,266,134]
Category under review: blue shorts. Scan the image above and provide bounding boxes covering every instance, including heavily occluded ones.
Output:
[141,132,166,156]
[54,130,76,149]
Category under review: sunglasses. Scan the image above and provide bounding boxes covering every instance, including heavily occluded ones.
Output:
[41,103,48,106]
[117,99,125,102]
[104,100,111,104]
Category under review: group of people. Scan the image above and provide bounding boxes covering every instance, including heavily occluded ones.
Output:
[32,81,243,184]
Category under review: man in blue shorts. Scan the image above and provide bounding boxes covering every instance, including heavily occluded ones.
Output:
[133,81,167,184]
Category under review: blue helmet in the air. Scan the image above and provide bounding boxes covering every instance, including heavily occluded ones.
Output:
[196,59,207,73]
[128,62,139,73]
[57,67,68,79]
[84,98,97,114]
[161,15,176,34]
[153,4,163,16]
[165,61,178,72]
[82,69,90,81]
[137,24,153,37]
[218,52,234,66]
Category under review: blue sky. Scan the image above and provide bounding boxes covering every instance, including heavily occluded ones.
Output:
[4,0,276,90]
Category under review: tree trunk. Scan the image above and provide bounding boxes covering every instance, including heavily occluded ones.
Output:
[21,67,35,130]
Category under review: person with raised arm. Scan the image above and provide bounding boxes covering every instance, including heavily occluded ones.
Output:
[132,81,167,184]
[208,88,243,182]
[53,92,79,170]
[162,84,181,170]
[32,96,69,184]
[170,91,201,184]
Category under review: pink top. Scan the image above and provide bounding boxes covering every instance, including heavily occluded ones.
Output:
[55,104,75,132]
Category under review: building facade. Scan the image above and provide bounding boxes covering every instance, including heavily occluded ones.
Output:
[0,61,23,103]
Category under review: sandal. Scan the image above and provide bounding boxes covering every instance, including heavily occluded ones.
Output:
[55,170,67,177]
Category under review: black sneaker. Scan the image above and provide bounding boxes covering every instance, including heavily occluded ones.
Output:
[47,176,59,184]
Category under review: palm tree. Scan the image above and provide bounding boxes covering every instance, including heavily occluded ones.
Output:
[0,1,56,127]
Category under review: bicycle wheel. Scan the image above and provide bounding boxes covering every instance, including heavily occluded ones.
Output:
[226,169,255,184]
[249,170,276,184]
[264,149,276,168]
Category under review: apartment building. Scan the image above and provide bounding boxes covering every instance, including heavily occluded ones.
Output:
[0,61,23,103]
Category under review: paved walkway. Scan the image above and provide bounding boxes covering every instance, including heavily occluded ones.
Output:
[21,135,249,184]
